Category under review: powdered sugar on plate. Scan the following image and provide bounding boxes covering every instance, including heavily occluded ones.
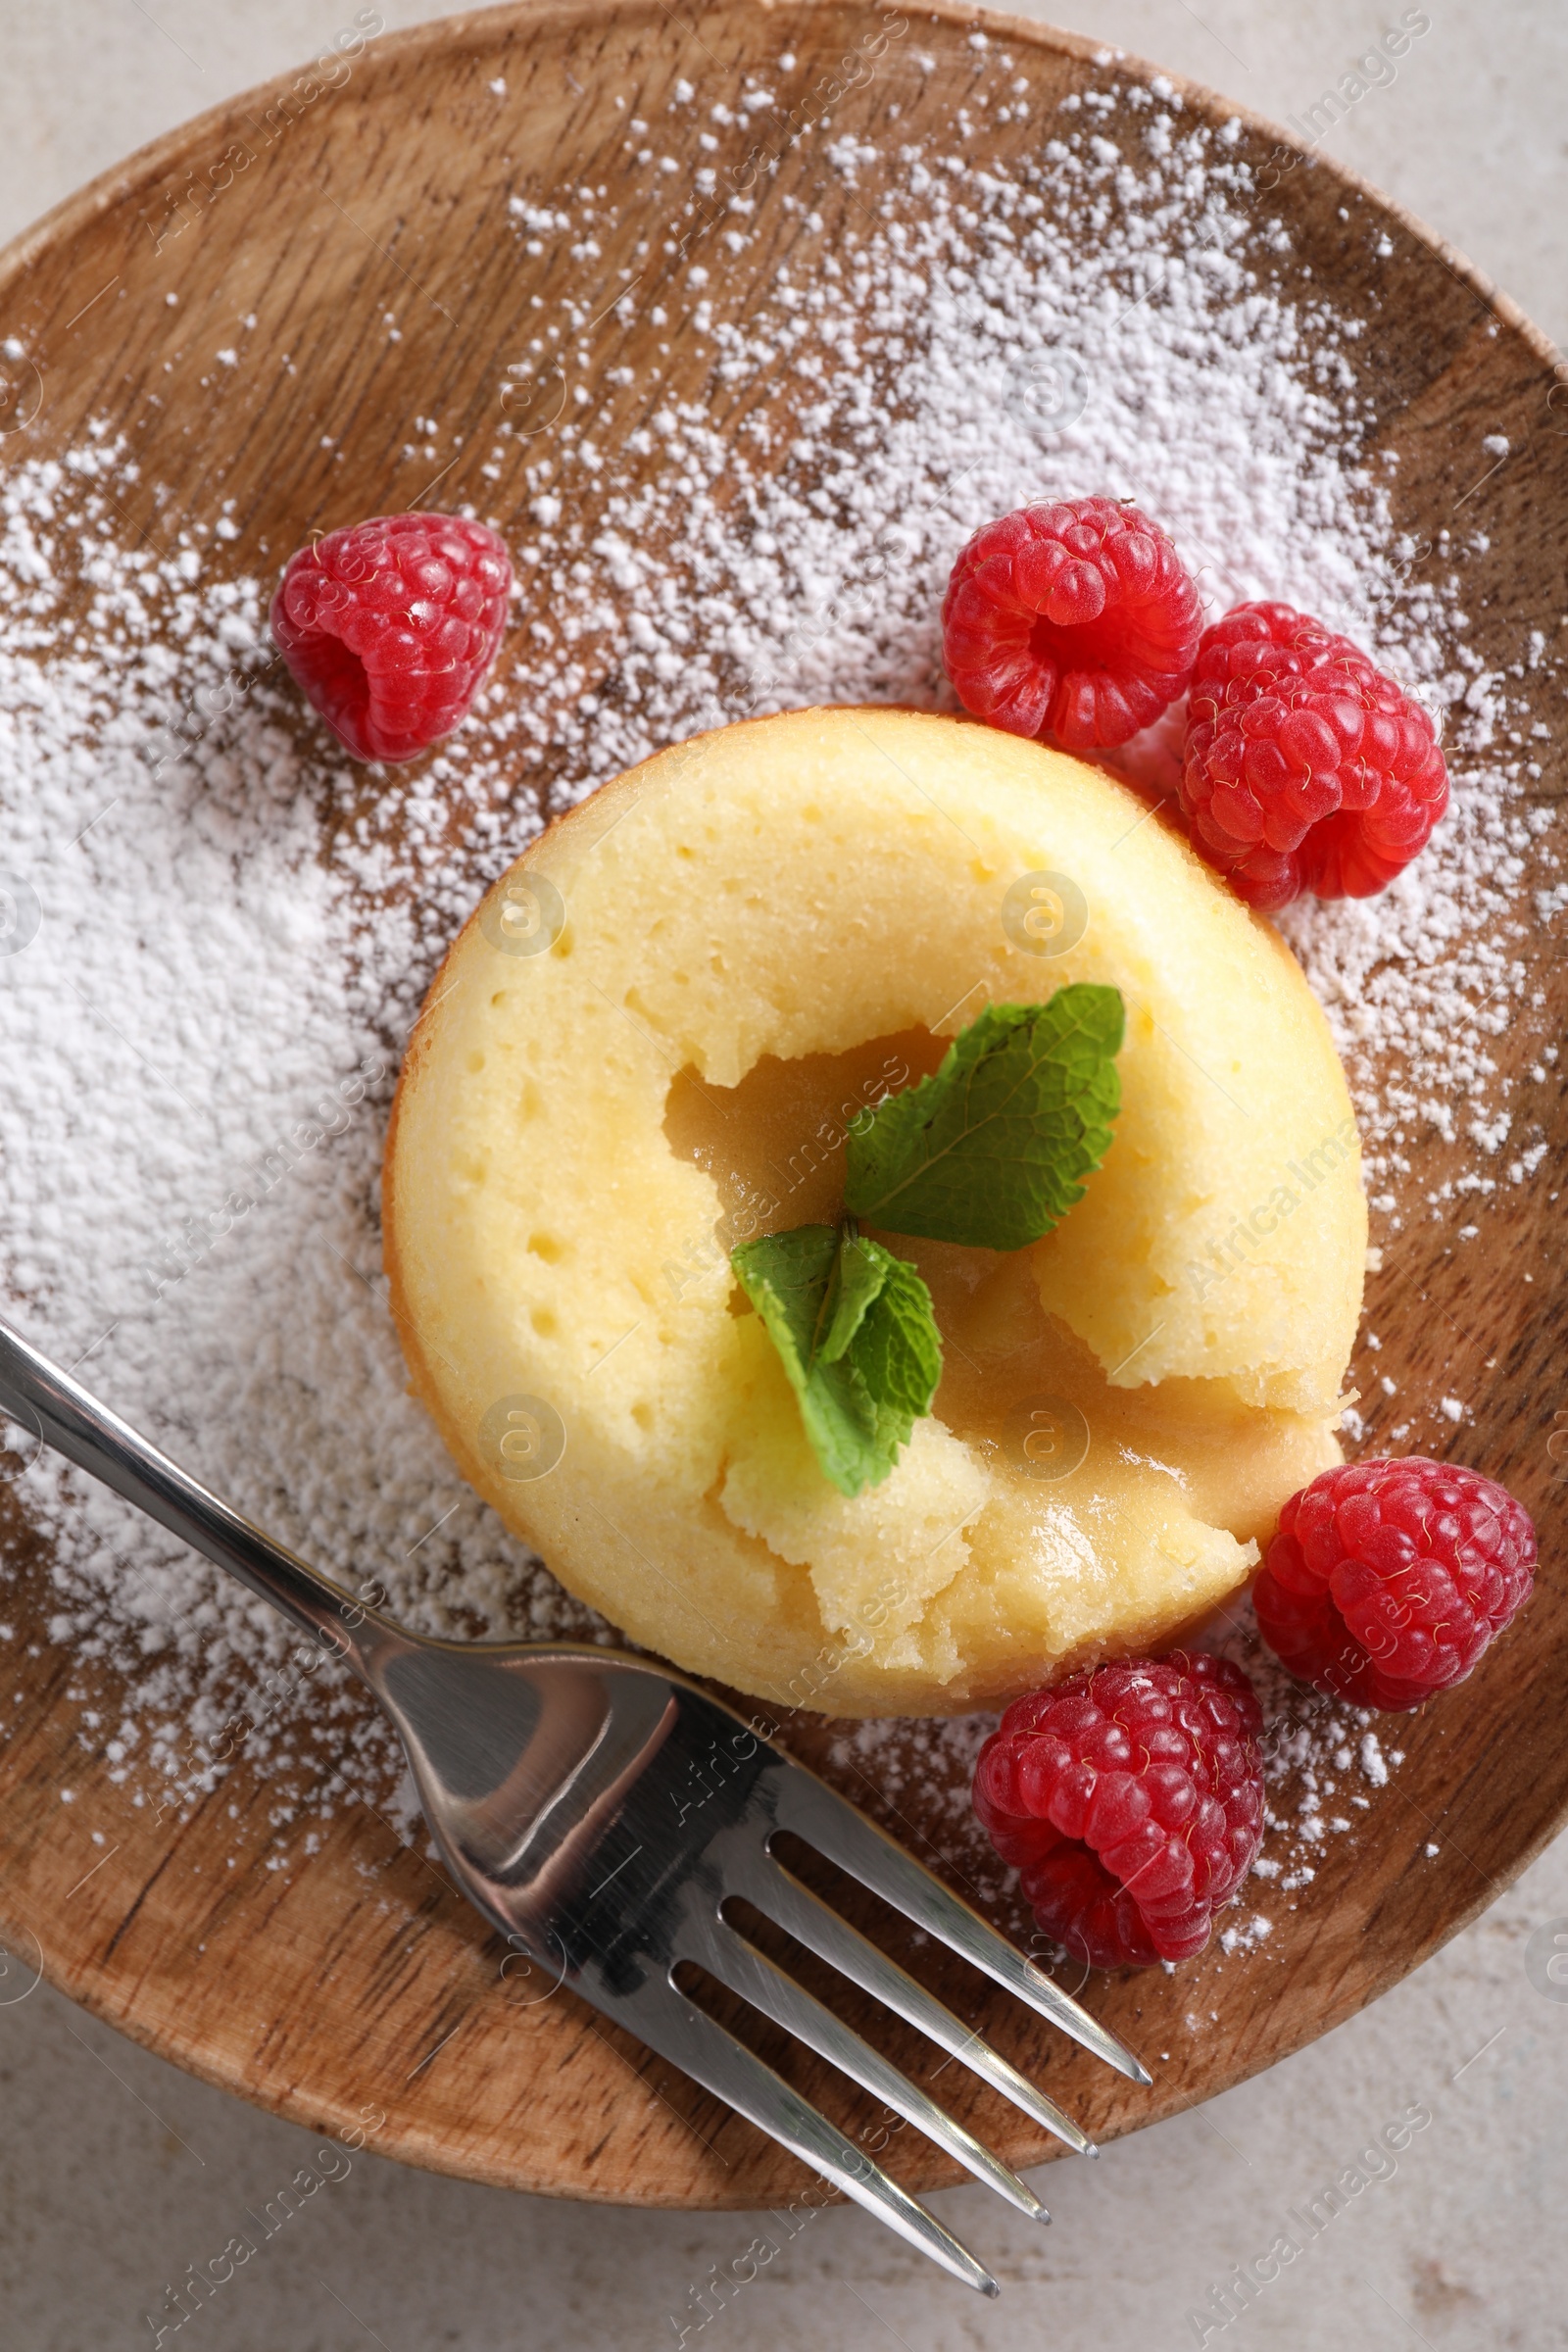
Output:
[0,64,1557,1887]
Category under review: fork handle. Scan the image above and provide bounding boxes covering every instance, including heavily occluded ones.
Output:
[0,1314,385,1672]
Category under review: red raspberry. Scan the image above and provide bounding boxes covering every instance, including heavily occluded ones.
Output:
[1255,1457,1536,1712]
[1179,602,1448,909]
[942,497,1201,750]
[271,512,513,763]
[972,1652,1263,1969]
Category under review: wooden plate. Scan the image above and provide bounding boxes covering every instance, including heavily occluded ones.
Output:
[0,0,1564,2211]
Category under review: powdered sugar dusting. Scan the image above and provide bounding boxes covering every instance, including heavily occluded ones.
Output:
[0,67,1557,1891]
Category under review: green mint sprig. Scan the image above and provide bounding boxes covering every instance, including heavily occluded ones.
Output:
[844,988,1124,1252]
[730,1225,942,1498]
[730,985,1123,1495]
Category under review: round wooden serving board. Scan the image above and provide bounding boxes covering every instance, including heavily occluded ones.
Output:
[0,0,1564,2212]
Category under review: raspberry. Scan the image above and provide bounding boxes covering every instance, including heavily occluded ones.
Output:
[1255,1457,1536,1712]
[942,497,1201,750]
[271,513,513,763]
[1179,602,1448,909]
[972,1652,1264,1969]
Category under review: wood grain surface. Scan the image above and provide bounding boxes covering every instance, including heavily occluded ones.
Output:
[0,0,1564,2214]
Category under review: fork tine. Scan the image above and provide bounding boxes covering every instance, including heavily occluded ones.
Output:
[685,1910,1049,2221]
[733,1846,1095,2156]
[771,1767,1152,2086]
[615,1973,1000,2294]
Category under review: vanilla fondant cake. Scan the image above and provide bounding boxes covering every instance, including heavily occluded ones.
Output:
[384,708,1364,1715]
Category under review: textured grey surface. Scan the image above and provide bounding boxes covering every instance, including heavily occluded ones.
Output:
[1,4,1566,2348]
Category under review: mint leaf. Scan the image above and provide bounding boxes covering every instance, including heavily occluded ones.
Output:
[850,1251,947,1431]
[816,1223,888,1364]
[732,1225,943,1496]
[843,988,1123,1252]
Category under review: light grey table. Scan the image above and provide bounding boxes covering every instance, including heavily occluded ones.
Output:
[1,8,1564,2350]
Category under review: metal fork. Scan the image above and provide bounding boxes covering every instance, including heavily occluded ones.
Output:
[0,1315,1149,2292]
